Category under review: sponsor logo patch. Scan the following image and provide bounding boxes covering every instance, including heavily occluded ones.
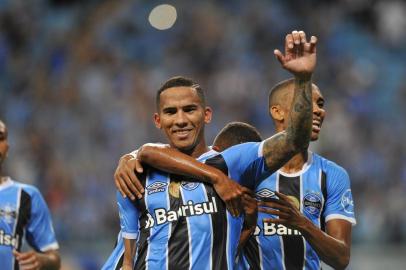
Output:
[146,181,167,195]
[341,189,354,214]
[303,192,322,215]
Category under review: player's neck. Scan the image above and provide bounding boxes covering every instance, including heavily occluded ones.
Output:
[181,140,210,159]
[0,175,7,184]
[280,149,308,174]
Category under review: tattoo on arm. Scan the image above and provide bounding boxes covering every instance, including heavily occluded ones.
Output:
[263,78,313,172]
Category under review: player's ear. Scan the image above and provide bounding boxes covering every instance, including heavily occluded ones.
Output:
[270,104,284,121]
[204,106,213,124]
[153,113,161,129]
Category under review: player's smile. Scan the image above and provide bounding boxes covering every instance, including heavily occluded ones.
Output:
[172,128,193,139]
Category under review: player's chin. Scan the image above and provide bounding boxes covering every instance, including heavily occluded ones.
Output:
[310,131,319,141]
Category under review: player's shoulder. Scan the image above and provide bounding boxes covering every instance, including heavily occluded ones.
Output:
[313,153,349,179]
[12,179,42,196]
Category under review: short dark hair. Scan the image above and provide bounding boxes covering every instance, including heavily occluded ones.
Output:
[268,78,295,111]
[213,121,262,151]
[156,76,206,109]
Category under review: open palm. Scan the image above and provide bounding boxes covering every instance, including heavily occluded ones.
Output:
[274,31,317,79]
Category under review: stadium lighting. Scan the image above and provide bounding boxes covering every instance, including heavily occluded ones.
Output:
[148,4,177,30]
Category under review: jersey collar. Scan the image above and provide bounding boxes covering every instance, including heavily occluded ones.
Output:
[0,176,13,191]
[278,151,313,177]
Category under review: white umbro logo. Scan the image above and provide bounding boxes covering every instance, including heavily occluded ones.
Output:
[146,181,167,195]
[256,188,275,198]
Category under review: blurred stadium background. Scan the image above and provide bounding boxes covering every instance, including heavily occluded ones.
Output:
[1,0,405,269]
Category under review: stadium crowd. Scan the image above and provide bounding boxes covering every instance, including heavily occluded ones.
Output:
[0,0,405,268]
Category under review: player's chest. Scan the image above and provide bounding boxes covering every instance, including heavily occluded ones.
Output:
[143,172,215,210]
[255,171,325,219]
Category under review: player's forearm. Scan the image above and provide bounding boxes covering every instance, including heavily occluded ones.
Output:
[138,145,224,184]
[262,77,312,171]
[299,219,350,269]
[123,238,137,269]
[39,250,61,270]
[237,225,255,255]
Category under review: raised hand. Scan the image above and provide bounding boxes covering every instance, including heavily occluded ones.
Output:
[274,30,317,79]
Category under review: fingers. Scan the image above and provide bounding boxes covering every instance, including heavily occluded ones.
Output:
[241,187,255,197]
[291,30,301,46]
[309,35,317,53]
[115,176,126,198]
[263,217,286,224]
[299,31,307,44]
[258,201,290,213]
[274,49,285,65]
[258,207,290,219]
[285,33,294,50]
[14,251,40,270]
[225,202,237,217]
[124,169,144,199]
[134,159,144,174]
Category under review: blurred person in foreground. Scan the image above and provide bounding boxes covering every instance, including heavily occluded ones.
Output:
[114,30,317,269]
[0,120,60,270]
[101,121,262,270]
[238,80,356,270]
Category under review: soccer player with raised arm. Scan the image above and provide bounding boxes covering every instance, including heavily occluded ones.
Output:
[115,30,317,270]
[0,120,60,270]
[239,80,356,270]
[101,122,262,270]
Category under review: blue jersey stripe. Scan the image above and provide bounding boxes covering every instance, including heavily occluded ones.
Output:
[180,183,212,270]
[144,171,171,270]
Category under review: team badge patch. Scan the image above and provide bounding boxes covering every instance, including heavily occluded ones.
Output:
[0,204,17,224]
[303,192,322,215]
[341,189,354,214]
[256,188,275,199]
[181,182,200,191]
[146,181,167,195]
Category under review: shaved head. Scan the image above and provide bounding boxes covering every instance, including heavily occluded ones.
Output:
[268,78,296,111]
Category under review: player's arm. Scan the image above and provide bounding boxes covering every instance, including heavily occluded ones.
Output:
[259,192,351,269]
[262,31,316,173]
[237,194,258,254]
[122,238,137,270]
[16,188,60,270]
[13,250,60,270]
[138,144,250,217]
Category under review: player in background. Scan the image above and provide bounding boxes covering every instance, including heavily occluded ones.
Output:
[101,121,262,270]
[114,30,317,269]
[239,80,356,270]
[0,120,61,270]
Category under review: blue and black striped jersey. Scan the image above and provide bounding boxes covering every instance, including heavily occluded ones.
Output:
[0,178,59,270]
[239,152,356,270]
[118,142,268,270]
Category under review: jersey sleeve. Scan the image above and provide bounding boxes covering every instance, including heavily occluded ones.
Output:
[220,142,269,189]
[117,191,140,239]
[25,188,59,252]
[323,164,356,225]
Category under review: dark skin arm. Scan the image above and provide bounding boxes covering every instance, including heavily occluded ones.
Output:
[261,31,316,172]
[237,194,258,255]
[259,191,352,269]
[122,238,137,270]
[137,144,250,217]
[13,250,60,270]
